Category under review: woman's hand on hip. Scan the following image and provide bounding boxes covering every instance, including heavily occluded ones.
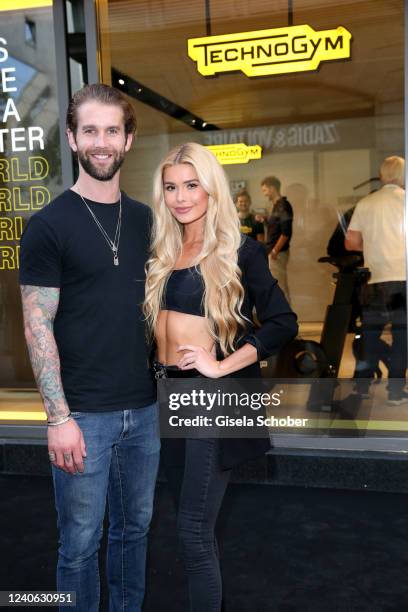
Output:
[176,345,222,378]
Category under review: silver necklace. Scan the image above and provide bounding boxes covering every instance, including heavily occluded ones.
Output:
[77,190,122,266]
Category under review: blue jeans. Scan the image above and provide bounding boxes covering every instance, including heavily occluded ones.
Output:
[52,403,160,612]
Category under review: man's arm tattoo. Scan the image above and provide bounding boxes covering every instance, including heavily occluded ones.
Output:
[20,285,69,421]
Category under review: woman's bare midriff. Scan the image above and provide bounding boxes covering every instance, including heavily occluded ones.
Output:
[156,310,215,365]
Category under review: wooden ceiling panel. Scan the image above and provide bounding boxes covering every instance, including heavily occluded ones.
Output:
[105,0,404,135]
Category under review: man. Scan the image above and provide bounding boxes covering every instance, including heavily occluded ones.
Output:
[19,84,160,611]
[345,156,407,405]
[259,176,293,302]
[236,189,264,241]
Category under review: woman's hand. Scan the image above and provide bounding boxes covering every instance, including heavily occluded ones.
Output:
[176,345,222,378]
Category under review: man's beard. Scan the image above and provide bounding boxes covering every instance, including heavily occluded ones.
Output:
[77,148,125,181]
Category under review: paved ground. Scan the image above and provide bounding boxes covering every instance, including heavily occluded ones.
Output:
[1,475,408,611]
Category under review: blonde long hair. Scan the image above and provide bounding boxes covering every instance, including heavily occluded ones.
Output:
[144,142,246,355]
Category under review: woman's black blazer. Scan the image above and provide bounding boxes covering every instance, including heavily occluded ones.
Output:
[161,236,298,470]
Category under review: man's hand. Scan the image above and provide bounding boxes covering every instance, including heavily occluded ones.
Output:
[48,419,87,474]
[255,213,266,223]
[345,229,363,251]
[21,285,86,474]
[270,235,288,258]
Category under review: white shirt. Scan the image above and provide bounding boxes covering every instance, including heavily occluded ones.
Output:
[348,184,406,283]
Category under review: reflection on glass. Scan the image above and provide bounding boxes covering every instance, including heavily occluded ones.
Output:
[102,0,405,437]
[0,6,62,388]
[345,156,406,405]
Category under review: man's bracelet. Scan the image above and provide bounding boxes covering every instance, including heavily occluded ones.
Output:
[47,413,72,427]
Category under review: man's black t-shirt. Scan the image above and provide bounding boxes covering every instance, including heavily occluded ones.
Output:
[265,196,293,253]
[19,189,156,412]
[239,214,264,240]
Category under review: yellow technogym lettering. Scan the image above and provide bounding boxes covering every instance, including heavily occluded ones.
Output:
[205,144,262,165]
[188,24,352,77]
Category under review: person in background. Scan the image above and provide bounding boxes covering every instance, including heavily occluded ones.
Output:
[327,206,361,260]
[345,155,407,405]
[19,84,160,612]
[144,142,297,611]
[258,176,293,302]
[236,189,264,241]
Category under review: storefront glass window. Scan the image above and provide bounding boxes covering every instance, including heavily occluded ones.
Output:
[0,3,63,391]
[101,0,406,448]
[1,1,406,447]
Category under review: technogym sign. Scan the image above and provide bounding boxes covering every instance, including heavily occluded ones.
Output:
[188,24,352,78]
[206,144,262,165]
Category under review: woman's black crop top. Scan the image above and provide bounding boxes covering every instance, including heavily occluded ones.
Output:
[159,237,298,361]
[162,266,205,317]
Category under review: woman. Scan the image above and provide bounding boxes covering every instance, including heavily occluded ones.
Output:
[144,143,297,611]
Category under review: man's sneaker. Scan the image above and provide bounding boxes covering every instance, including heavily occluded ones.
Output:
[387,391,408,406]
[352,390,370,399]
